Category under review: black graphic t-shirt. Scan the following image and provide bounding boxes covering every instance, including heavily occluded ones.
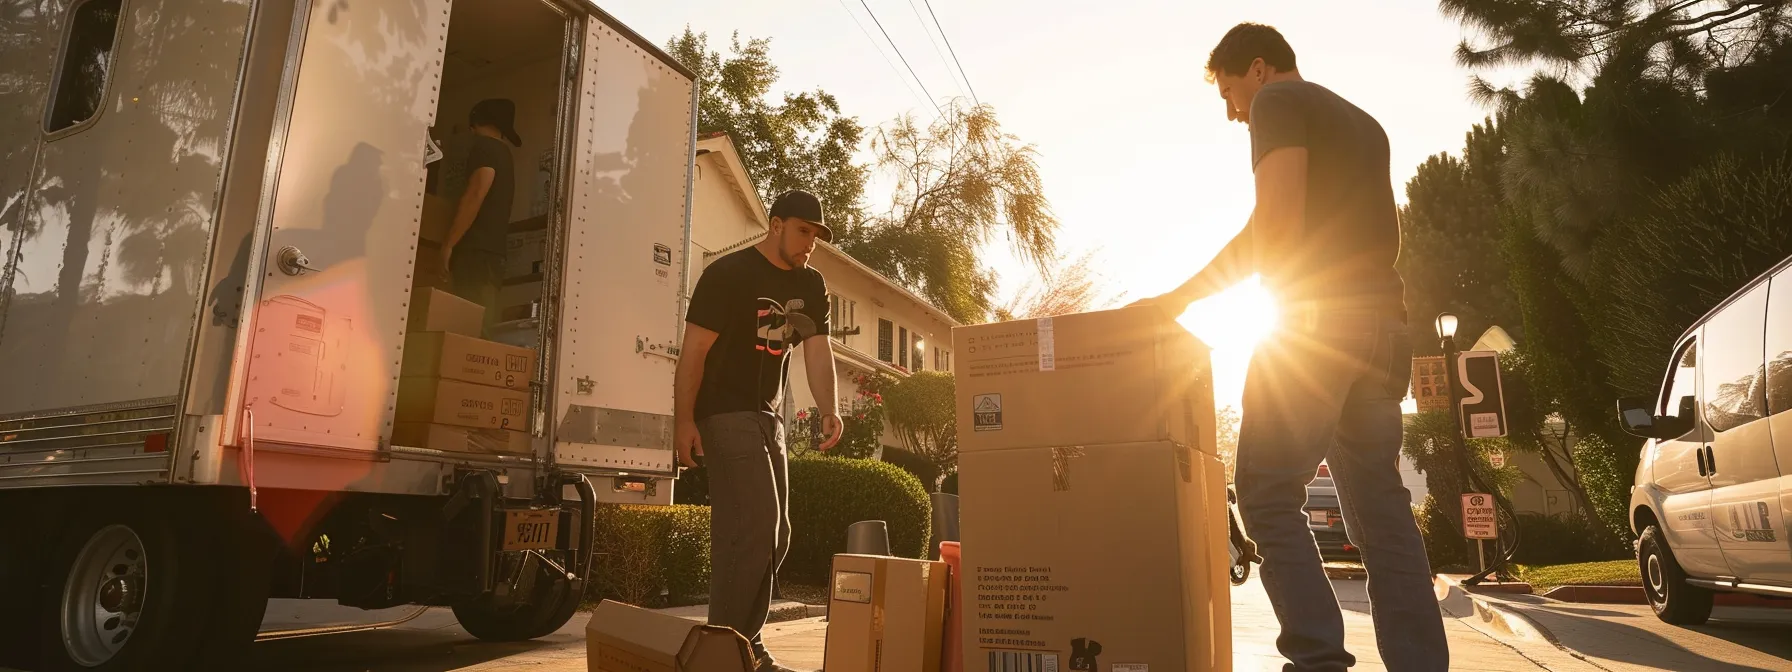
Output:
[687,246,830,420]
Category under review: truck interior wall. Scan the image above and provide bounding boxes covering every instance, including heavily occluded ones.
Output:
[434,52,566,225]
[0,0,253,417]
[186,0,301,418]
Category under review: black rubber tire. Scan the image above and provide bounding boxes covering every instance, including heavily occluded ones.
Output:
[183,506,276,669]
[1229,558,1251,586]
[1639,524,1713,626]
[37,510,202,671]
[452,567,582,642]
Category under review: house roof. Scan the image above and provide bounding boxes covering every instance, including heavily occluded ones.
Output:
[696,133,960,329]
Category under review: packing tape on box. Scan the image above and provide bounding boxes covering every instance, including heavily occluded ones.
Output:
[1051,446,1085,492]
[867,556,890,672]
[1037,316,1056,371]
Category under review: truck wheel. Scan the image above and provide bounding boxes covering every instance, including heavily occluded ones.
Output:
[39,512,198,670]
[452,566,581,642]
[1639,524,1713,625]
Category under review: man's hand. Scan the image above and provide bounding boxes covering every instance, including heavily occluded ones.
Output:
[675,420,703,468]
[817,413,844,452]
[1130,291,1191,317]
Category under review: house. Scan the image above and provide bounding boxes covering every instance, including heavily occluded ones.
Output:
[687,134,960,452]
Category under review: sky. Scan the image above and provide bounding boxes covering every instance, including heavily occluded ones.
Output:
[600,0,1526,408]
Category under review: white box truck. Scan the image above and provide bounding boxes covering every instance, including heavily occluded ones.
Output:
[0,0,695,666]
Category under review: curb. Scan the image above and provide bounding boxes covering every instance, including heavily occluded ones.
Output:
[1465,591,1560,645]
[1541,584,1792,608]
[768,603,827,623]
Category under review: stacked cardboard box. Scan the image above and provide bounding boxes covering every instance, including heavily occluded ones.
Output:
[394,287,537,455]
[586,600,755,671]
[823,554,952,672]
[953,306,1232,672]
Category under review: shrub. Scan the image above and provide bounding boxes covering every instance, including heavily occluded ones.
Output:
[884,371,957,479]
[881,445,942,492]
[1414,495,1470,572]
[785,455,932,582]
[790,371,893,459]
[588,504,711,607]
[1571,433,1635,545]
[1512,512,1628,565]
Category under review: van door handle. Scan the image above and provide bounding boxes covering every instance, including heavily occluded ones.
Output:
[1696,447,1709,476]
[1705,446,1717,476]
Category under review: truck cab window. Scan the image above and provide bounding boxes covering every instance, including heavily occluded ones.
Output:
[46,0,124,133]
[1661,339,1699,426]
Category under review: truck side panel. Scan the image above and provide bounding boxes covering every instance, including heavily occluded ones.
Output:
[550,17,691,481]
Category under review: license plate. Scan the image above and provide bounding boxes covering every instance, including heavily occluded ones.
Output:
[502,509,559,551]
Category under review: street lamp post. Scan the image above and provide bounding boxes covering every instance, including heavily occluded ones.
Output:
[1435,313,1482,571]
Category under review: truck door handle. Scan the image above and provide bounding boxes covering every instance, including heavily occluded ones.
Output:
[276,246,322,276]
[1705,446,1716,476]
[1696,447,1708,476]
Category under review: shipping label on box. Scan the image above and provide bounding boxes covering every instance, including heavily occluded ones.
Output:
[396,378,528,431]
[403,331,536,389]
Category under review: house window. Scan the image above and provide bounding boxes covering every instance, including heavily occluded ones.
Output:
[878,319,893,362]
[912,336,924,372]
[898,327,909,369]
[829,294,857,342]
[46,0,124,133]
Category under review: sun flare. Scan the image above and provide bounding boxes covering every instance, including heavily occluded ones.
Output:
[1177,276,1279,353]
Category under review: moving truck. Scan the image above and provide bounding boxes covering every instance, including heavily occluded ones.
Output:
[0,0,695,666]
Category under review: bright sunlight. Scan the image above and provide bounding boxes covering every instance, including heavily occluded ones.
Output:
[1178,276,1280,353]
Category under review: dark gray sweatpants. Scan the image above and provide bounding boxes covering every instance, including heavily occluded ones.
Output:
[698,411,791,655]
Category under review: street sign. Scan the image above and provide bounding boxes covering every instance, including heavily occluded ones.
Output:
[1411,356,1450,413]
[1462,493,1498,539]
[1456,351,1508,438]
[1489,450,1507,469]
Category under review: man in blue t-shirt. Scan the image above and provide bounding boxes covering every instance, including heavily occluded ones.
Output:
[675,190,841,671]
[1137,23,1448,672]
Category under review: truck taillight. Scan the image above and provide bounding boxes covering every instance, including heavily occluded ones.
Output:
[1316,463,1330,478]
[145,432,169,453]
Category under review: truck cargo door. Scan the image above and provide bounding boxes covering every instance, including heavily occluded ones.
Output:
[225,0,452,454]
[549,18,695,477]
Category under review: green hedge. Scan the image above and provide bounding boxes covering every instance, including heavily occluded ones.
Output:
[1511,512,1628,565]
[588,504,710,607]
[786,455,932,582]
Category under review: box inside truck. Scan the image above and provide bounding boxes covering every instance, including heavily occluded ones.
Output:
[395,0,572,454]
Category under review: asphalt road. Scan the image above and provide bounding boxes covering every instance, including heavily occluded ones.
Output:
[1491,595,1792,672]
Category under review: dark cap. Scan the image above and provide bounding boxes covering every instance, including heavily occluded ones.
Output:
[470,98,522,147]
[768,190,831,242]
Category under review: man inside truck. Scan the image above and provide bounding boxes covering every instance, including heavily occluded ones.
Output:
[1135,23,1449,672]
[675,190,843,672]
[440,97,521,333]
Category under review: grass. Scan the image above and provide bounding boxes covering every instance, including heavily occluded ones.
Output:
[1514,559,1641,592]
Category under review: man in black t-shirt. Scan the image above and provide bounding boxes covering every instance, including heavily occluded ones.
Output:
[1136,23,1447,672]
[675,190,840,671]
[442,98,519,334]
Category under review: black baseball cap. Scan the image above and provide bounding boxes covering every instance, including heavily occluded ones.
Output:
[470,98,522,147]
[769,190,831,242]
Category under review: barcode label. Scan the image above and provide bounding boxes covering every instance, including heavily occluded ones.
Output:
[985,651,1058,672]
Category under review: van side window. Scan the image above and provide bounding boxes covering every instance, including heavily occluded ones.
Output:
[46,0,124,133]
[1661,339,1698,424]
[1702,283,1769,432]
[1767,273,1792,415]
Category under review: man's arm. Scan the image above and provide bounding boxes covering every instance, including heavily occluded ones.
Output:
[444,166,496,258]
[1154,219,1255,311]
[673,324,718,468]
[801,334,842,451]
[1248,147,1308,285]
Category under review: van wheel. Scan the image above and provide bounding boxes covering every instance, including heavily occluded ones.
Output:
[39,513,197,670]
[1639,525,1713,625]
[452,564,581,641]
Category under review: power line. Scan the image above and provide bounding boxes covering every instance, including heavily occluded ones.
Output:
[834,0,933,114]
[857,0,945,116]
[904,0,968,101]
[920,0,981,107]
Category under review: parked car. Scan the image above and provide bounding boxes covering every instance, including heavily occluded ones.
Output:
[1305,463,1363,562]
[1618,254,1792,625]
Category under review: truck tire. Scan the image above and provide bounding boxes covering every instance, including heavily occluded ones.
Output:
[452,568,581,642]
[37,510,201,670]
[1638,524,1713,625]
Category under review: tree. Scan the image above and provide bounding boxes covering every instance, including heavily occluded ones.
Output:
[1442,0,1790,75]
[883,370,957,489]
[665,29,867,226]
[992,249,1126,322]
[1397,120,1519,354]
[838,101,1060,324]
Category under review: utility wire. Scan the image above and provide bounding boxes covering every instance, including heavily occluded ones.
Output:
[858,0,945,117]
[834,0,933,114]
[904,0,968,101]
[920,0,981,107]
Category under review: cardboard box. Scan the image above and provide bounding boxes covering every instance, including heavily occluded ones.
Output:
[824,554,951,672]
[958,442,1232,672]
[408,287,484,338]
[392,422,532,454]
[952,306,1216,454]
[402,331,537,390]
[395,377,528,431]
[505,229,547,279]
[586,599,755,672]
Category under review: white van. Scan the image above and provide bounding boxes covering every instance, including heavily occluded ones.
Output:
[1618,255,1792,624]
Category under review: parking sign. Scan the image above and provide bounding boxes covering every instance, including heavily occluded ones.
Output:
[1462,493,1498,539]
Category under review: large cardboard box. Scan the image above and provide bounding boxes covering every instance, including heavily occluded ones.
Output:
[952,306,1216,455]
[391,422,532,454]
[402,331,537,390]
[824,554,951,672]
[586,600,755,672]
[408,287,484,338]
[395,378,528,431]
[958,442,1232,672]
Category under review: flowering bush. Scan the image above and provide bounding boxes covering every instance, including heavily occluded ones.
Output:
[790,371,892,459]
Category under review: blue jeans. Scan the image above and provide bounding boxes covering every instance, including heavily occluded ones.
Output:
[1236,309,1448,672]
